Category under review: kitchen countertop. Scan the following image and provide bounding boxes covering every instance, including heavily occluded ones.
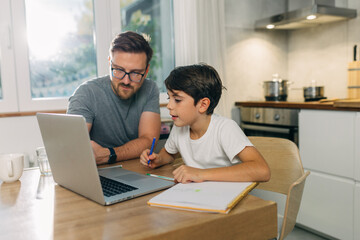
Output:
[235,100,360,111]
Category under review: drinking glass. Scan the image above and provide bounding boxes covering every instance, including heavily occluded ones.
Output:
[36,147,51,175]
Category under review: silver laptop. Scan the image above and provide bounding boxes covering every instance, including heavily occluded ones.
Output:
[36,113,174,205]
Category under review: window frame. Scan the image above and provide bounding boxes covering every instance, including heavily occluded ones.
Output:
[0,0,18,112]
[0,0,171,114]
[10,0,121,112]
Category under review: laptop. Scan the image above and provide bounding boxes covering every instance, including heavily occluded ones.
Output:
[36,113,174,205]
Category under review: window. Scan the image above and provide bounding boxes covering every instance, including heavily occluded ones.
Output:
[0,21,2,100]
[0,60,2,100]
[120,0,175,94]
[25,0,97,99]
[0,0,18,112]
[0,7,5,101]
[0,0,174,113]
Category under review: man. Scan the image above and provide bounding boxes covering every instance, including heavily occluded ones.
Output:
[67,31,161,165]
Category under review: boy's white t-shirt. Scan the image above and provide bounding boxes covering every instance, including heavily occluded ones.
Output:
[164,114,253,169]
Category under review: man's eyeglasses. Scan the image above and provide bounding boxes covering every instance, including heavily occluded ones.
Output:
[110,61,147,83]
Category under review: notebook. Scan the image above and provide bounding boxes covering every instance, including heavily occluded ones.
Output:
[148,181,258,214]
[36,113,174,206]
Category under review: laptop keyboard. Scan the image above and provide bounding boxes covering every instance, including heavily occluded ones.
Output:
[100,176,138,197]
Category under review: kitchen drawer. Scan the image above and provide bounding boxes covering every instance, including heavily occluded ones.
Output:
[297,171,354,240]
[299,110,356,179]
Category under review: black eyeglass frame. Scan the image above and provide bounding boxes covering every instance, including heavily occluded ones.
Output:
[110,60,148,83]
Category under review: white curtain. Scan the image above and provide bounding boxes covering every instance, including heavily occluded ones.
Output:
[173,0,229,117]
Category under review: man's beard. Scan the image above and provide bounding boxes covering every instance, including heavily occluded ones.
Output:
[111,81,135,100]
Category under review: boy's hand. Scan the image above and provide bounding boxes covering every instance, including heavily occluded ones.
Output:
[140,149,159,168]
[172,165,204,184]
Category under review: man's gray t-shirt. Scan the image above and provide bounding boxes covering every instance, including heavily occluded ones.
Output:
[67,75,160,148]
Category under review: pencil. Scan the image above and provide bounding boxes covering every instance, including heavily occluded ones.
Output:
[148,137,156,165]
[146,173,174,181]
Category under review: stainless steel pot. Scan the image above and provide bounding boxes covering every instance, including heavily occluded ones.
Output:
[263,80,289,101]
[303,86,324,99]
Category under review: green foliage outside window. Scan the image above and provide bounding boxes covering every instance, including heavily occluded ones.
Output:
[120,0,163,83]
[27,0,96,98]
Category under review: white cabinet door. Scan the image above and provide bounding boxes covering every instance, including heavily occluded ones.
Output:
[355,183,360,240]
[355,113,360,182]
[297,171,354,240]
[299,110,356,179]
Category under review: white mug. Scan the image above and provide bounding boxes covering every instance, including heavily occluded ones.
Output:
[0,153,24,183]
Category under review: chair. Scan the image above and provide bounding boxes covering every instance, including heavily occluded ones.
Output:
[248,136,310,240]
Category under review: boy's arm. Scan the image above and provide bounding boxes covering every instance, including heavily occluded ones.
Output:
[172,146,271,183]
[157,148,177,166]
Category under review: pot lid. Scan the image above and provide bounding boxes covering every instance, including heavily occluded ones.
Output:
[265,73,287,82]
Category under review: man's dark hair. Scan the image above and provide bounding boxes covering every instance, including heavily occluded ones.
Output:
[165,63,225,115]
[110,31,153,65]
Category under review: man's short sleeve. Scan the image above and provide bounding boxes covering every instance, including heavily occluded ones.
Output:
[67,83,96,124]
[142,79,160,114]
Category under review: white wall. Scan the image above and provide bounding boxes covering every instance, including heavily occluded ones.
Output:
[224,0,288,105]
[288,0,360,101]
[224,0,360,104]
[0,116,43,168]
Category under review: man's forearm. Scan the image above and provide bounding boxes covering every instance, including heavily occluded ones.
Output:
[114,136,155,161]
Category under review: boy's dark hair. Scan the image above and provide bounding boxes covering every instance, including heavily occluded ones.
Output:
[110,31,153,65]
[165,63,225,115]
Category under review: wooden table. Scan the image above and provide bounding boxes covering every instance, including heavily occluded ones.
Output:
[0,159,277,240]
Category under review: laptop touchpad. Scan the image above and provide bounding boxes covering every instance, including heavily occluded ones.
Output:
[114,173,145,182]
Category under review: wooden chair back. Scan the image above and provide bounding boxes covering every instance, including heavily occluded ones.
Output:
[249,136,310,240]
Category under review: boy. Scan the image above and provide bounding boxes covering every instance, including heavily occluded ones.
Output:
[140,64,270,183]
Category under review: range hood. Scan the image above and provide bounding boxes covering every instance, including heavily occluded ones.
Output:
[255,0,357,30]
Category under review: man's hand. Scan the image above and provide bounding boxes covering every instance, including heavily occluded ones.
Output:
[91,141,110,164]
[172,165,204,184]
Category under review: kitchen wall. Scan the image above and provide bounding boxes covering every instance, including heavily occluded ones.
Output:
[0,116,41,167]
[224,0,288,108]
[288,0,360,100]
[224,0,360,104]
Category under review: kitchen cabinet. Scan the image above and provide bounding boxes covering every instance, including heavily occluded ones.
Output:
[297,171,354,239]
[355,112,360,240]
[298,110,359,240]
[299,110,355,178]
[355,183,360,240]
[355,113,360,182]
